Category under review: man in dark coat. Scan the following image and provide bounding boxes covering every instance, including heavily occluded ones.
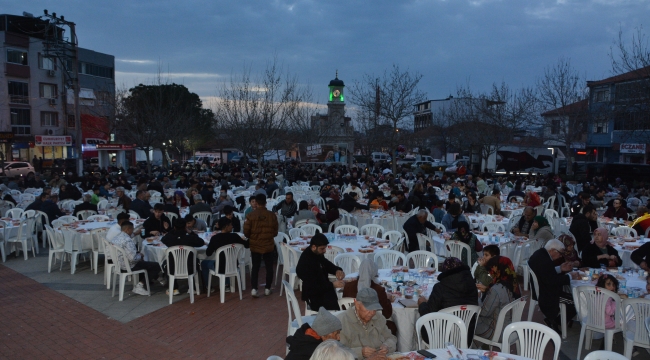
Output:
[73,194,98,217]
[143,203,171,237]
[41,194,64,225]
[285,307,342,360]
[25,193,46,212]
[160,218,205,294]
[130,190,153,219]
[528,239,579,332]
[569,203,598,252]
[402,210,440,252]
[296,233,344,311]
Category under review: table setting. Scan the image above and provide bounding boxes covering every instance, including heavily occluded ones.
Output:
[289,233,393,259]
[391,348,532,360]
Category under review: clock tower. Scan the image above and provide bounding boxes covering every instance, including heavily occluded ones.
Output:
[327,71,345,125]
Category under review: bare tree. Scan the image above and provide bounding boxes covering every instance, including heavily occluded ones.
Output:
[216,59,311,172]
[347,64,426,174]
[536,58,589,175]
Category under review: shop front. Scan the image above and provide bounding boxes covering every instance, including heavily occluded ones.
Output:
[95,144,137,169]
[618,143,648,164]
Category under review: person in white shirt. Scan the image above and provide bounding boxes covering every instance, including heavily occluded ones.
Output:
[106,212,131,241]
[343,182,363,200]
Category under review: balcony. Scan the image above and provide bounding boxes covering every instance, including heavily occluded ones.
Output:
[9,95,29,105]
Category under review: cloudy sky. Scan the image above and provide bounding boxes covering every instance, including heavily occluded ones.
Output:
[6,0,649,107]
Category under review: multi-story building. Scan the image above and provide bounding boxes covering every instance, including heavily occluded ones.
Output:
[0,13,114,164]
[586,66,650,165]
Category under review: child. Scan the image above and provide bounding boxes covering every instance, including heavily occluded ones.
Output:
[596,274,619,329]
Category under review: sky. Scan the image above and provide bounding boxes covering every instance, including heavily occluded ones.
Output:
[5,0,650,108]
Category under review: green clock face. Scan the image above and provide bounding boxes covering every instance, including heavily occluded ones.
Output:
[333,89,341,97]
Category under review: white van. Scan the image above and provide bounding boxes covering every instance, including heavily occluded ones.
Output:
[370,152,392,163]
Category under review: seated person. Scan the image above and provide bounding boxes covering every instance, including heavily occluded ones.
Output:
[511,206,535,237]
[337,288,397,360]
[339,192,369,213]
[73,194,98,218]
[632,206,650,238]
[559,234,581,268]
[570,203,598,252]
[441,202,468,233]
[402,209,441,252]
[109,221,162,295]
[432,200,446,223]
[450,221,482,266]
[160,219,205,296]
[184,214,207,233]
[473,245,500,287]
[369,192,388,211]
[418,257,478,315]
[285,307,342,360]
[201,217,249,292]
[582,227,623,268]
[296,233,344,311]
[310,340,355,360]
[189,194,212,216]
[130,190,153,219]
[528,216,555,246]
[631,235,650,271]
[214,205,241,232]
[292,200,317,224]
[342,258,397,335]
[603,198,628,220]
[143,203,172,237]
[475,256,521,341]
[106,212,131,241]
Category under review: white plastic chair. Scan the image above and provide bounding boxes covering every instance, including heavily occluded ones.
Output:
[416,312,467,349]
[444,240,472,267]
[5,208,23,219]
[5,217,35,260]
[128,210,140,219]
[621,298,650,358]
[325,245,344,264]
[193,211,212,225]
[360,224,384,238]
[76,210,98,220]
[480,204,495,215]
[288,228,303,239]
[431,222,446,233]
[473,296,528,350]
[62,228,92,274]
[482,222,506,233]
[573,285,623,359]
[501,321,561,360]
[108,243,151,301]
[544,209,559,219]
[327,219,341,233]
[383,230,403,245]
[87,215,110,222]
[611,226,637,238]
[165,212,178,225]
[583,350,628,360]
[274,232,291,285]
[279,243,300,296]
[90,228,108,274]
[439,304,481,348]
[416,233,435,252]
[35,210,49,248]
[334,225,359,235]
[373,250,406,269]
[97,199,109,211]
[338,297,355,310]
[406,250,437,269]
[58,215,78,224]
[44,225,65,272]
[165,246,200,304]
[282,280,313,336]
[102,238,116,289]
[293,219,311,228]
[334,253,362,274]
[207,243,244,303]
[299,224,322,236]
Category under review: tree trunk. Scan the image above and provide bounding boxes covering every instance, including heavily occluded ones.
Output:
[565,145,573,176]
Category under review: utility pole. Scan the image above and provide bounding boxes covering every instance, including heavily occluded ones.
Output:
[41,9,83,176]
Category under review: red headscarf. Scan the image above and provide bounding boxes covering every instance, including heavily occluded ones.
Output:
[485,256,521,299]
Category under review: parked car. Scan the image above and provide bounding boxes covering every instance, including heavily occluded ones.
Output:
[0,161,35,178]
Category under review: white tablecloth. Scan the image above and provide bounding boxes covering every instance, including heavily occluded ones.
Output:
[353,211,410,232]
[141,231,213,266]
[398,348,533,360]
[53,219,145,250]
[613,238,647,269]
[290,234,393,261]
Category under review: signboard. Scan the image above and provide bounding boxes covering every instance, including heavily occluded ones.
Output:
[96,144,137,150]
[0,132,14,143]
[620,143,646,154]
[35,135,72,146]
[299,144,347,163]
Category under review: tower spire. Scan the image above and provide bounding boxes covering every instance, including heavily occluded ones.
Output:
[336,69,338,78]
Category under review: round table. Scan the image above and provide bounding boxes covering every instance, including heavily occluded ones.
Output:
[353,210,409,232]
[141,231,213,266]
[289,234,393,261]
[396,348,533,360]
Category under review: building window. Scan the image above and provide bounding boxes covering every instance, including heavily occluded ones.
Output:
[593,121,608,134]
[40,83,57,99]
[7,49,28,65]
[38,54,56,70]
[67,115,75,128]
[79,62,113,79]
[8,81,29,104]
[594,89,610,103]
[10,109,30,135]
[551,119,560,135]
[41,112,58,127]
[97,91,111,105]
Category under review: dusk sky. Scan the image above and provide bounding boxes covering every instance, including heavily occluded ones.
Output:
[5,0,649,108]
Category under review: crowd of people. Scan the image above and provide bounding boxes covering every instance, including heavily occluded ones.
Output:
[6,160,650,358]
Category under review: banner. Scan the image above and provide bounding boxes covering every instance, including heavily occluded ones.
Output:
[35,135,72,146]
[299,144,347,163]
[620,143,646,154]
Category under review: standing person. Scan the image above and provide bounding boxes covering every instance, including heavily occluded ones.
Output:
[402,210,441,252]
[296,233,345,311]
[243,194,278,297]
[527,239,580,331]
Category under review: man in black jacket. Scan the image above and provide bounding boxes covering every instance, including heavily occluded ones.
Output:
[528,239,580,332]
[130,190,153,219]
[402,210,440,252]
[25,193,46,212]
[570,203,598,252]
[388,191,413,213]
[160,218,205,295]
[73,194,98,218]
[143,203,171,237]
[41,194,64,225]
[296,233,345,311]
[201,217,249,292]
[285,307,342,360]
[339,192,368,213]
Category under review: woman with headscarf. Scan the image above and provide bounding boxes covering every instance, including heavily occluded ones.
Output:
[528,216,554,246]
[581,227,622,268]
[450,221,483,266]
[558,234,581,267]
[474,256,521,340]
[173,190,189,207]
[418,257,478,316]
[342,258,396,335]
